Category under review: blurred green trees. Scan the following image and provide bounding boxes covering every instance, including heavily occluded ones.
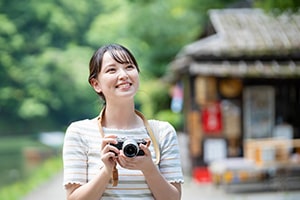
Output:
[254,0,300,13]
[1,0,298,135]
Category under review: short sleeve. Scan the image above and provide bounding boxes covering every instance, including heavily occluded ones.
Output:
[150,120,184,184]
[63,122,89,187]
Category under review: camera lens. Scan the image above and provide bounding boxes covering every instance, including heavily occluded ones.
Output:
[123,139,139,157]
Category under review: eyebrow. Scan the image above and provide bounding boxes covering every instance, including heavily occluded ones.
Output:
[102,62,116,70]
[110,50,134,65]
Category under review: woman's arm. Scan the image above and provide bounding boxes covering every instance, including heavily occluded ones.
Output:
[65,135,119,200]
[66,165,111,200]
[142,162,182,200]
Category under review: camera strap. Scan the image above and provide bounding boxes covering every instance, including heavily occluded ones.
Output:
[97,106,160,186]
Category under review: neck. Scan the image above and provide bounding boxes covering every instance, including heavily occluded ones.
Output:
[101,102,143,129]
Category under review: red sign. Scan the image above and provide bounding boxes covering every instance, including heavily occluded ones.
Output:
[202,102,222,134]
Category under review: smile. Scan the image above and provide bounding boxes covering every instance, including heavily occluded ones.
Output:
[116,83,132,89]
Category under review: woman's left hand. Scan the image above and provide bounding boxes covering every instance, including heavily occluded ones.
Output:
[117,141,154,171]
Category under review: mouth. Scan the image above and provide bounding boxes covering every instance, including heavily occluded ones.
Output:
[116,82,132,89]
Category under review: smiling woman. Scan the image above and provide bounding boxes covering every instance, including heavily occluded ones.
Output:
[88,44,140,101]
[90,50,140,102]
[63,44,184,200]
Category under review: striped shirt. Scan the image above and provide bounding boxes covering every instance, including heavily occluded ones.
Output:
[63,118,184,200]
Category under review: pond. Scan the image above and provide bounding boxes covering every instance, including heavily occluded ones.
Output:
[0,136,58,189]
[0,149,24,188]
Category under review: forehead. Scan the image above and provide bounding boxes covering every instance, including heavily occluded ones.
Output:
[102,52,116,65]
[105,49,135,65]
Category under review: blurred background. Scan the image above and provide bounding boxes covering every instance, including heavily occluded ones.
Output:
[1,0,300,199]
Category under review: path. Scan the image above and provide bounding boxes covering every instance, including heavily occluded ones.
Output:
[22,171,65,200]
[22,172,300,200]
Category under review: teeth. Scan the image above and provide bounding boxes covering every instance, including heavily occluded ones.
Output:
[118,83,130,89]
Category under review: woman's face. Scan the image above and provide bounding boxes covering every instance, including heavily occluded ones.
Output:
[92,51,139,102]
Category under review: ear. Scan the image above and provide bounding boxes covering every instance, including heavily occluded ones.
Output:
[90,78,102,94]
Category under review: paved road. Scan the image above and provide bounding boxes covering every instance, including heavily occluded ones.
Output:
[182,177,300,200]
[22,171,65,200]
[22,171,300,200]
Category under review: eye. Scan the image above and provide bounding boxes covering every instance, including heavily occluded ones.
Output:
[126,65,135,70]
[106,67,116,73]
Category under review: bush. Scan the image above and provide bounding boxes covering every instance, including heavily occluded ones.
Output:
[137,78,171,118]
[155,109,183,131]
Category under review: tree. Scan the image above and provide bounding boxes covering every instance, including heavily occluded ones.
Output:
[0,0,103,134]
[7,0,293,135]
[254,0,300,13]
[122,0,238,77]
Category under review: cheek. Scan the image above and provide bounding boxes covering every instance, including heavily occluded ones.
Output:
[99,75,117,90]
[130,72,140,82]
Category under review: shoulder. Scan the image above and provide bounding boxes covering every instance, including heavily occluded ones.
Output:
[148,119,177,140]
[67,118,95,131]
[64,119,99,149]
[148,119,175,131]
[65,118,98,139]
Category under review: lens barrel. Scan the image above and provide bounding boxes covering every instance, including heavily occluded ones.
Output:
[122,139,139,157]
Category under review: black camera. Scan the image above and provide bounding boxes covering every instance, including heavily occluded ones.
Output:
[110,137,147,157]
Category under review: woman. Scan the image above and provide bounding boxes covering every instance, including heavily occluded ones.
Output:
[63,44,184,200]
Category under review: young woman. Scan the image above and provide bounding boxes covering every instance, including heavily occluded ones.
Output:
[63,44,184,200]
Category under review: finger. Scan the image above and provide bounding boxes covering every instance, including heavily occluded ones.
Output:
[103,151,117,159]
[103,135,118,144]
[101,151,118,165]
[117,156,126,168]
[139,144,151,155]
[104,135,117,139]
[118,153,136,162]
[101,136,118,149]
[117,156,136,169]
[103,144,120,155]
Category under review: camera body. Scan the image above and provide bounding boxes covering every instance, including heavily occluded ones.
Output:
[110,137,147,158]
[111,137,147,157]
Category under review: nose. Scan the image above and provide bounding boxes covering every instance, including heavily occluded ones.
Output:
[118,68,129,80]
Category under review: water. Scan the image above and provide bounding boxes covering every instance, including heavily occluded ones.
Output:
[0,150,24,188]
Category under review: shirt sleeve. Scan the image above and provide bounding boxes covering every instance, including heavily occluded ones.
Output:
[63,122,88,187]
[152,120,184,184]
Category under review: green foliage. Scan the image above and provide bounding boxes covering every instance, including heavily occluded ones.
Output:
[0,156,62,200]
[155,109,183,131]
[85,0,131,46]
[254,0,300,13]
[136,78,171,118]
[125,0,201,77]
[0,0,104,134]
[6,0,298,135]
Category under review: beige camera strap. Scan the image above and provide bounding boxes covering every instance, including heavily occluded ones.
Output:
[97,107,160,186]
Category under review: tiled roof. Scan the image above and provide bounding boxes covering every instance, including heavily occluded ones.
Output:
[178,9,300,58]
[167,9,300,80]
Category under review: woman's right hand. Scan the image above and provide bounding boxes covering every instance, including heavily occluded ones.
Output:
[100,135,119,172]
[66,135,120,200]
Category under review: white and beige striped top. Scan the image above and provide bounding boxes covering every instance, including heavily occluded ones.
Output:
[63,118,184,199]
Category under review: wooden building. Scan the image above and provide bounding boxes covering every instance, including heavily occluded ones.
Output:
[167,8,300,169]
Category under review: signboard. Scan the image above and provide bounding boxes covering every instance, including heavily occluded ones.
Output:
[202,102,222,134]
[203,138,227,163]
[243,86,275,139]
